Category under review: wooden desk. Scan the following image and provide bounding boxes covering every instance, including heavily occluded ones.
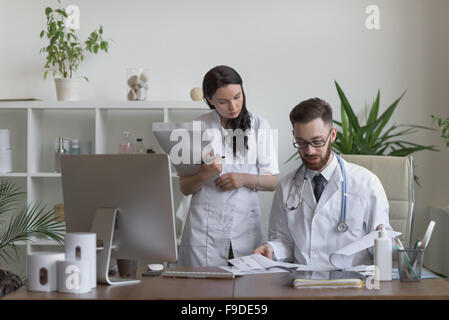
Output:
[3,267,449,300]
[233,272,449,300]
[3,267,234,300]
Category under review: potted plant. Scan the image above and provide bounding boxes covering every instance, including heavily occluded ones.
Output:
[287,81,438,183]
[39,0,110,101]
[0,179,65,297]
[431,115,449,150]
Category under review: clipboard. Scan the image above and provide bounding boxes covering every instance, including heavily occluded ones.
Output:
[152,121,216,176]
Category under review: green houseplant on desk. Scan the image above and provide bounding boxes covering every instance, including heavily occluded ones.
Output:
[0,178,65,297]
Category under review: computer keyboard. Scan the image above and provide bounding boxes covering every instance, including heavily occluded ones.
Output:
[161,270,235,279]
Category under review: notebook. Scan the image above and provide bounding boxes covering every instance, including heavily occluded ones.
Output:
[293,271,365,289]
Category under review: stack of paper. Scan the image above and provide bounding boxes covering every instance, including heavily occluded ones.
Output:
[293,278,365,289]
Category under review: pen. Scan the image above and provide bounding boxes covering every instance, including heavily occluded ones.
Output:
[414,240,422,249]
[420,220,435,249]
[201,156,225,164]
[395,239,418,279]
[394,239,410,279]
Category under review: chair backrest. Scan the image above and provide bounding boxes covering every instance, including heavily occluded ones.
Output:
[340,154,415,247]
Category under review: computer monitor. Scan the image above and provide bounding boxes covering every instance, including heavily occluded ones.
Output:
[61,154,178,285]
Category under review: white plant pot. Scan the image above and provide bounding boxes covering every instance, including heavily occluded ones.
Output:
[55,78,80,101]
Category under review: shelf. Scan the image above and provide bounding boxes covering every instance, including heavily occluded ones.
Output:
[30,172,61,178]
[14,238,63,246]
[1,101,202,254]
[0,100,208,110]
[0,172,27,177]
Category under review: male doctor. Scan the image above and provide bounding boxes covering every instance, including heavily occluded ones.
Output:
[254,98,391,268]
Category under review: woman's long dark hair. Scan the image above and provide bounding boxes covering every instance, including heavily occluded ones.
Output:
[202,65,251,156]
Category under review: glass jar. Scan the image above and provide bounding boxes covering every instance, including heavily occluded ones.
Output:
[126,68,149,101]
[135,138,146,154]
[119,131,135,154]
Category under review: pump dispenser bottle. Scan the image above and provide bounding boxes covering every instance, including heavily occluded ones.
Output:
[374,226,392,281]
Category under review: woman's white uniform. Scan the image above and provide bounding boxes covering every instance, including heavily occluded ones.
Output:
[178,110,279,267]
[268,154,391,268]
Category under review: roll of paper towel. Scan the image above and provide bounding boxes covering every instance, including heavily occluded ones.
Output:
[57,259,91,294]
[0,129,12,173]
[0,150,12,173]
[27,251,66,292]
[0,129,10,149]
[64,232,97,288]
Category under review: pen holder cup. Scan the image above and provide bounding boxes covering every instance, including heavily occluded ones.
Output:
[396,248,424,282]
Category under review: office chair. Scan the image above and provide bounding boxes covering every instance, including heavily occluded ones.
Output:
[341,154,415,247]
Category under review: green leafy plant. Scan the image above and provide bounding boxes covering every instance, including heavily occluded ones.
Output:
[431,115,449,150]
[0,179,65,266]
[287,81,437,163]
[39,0,110,81]
[331,81,437,156]
[286,81,438,184]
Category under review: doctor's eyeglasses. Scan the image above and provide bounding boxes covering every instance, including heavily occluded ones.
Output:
[293,128,333,149]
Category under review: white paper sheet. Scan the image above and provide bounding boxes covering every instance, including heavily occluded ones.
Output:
[333,229,401,256]
[228,254,300,271]
[219,266,289,276]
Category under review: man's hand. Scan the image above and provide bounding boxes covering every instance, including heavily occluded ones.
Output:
[254,243,274,260]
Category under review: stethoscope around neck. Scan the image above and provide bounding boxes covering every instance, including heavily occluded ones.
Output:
[286,153,349,232]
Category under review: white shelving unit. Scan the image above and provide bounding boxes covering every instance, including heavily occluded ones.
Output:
[0,100,208,247]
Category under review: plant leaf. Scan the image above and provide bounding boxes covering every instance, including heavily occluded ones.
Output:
[335,81,360,131]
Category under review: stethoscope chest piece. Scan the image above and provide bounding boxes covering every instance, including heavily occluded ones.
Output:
[337,220,348,232]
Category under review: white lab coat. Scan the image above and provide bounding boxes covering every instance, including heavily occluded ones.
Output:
[178,110,279,267]
[268,155,390,268]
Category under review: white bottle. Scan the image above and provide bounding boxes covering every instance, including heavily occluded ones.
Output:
[374,226,392,281]
[70,138,81,155]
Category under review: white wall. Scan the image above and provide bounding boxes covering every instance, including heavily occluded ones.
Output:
[1,0,448,251]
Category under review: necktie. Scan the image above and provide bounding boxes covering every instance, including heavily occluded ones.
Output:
[313,174,326,202]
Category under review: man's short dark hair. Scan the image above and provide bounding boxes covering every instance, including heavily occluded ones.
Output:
[289,98,333,126]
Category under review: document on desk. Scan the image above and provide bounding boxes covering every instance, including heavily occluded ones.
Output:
[225,255,371,275]
[227,230,401,275]
[228,254,300,272]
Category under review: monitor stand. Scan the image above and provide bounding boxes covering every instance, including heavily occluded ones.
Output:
[91,207,141,286]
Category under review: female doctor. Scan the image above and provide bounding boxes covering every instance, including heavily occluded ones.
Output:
[178,65,279,267]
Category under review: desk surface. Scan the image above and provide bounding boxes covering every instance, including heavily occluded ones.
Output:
[4,267,449,300]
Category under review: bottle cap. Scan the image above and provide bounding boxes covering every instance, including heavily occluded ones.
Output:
[378,225,387,238]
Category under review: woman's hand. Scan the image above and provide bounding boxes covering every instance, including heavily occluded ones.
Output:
[215,173,248,192]
[201,154,222,179]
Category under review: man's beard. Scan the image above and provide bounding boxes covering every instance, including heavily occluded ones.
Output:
[299,143,332,171]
